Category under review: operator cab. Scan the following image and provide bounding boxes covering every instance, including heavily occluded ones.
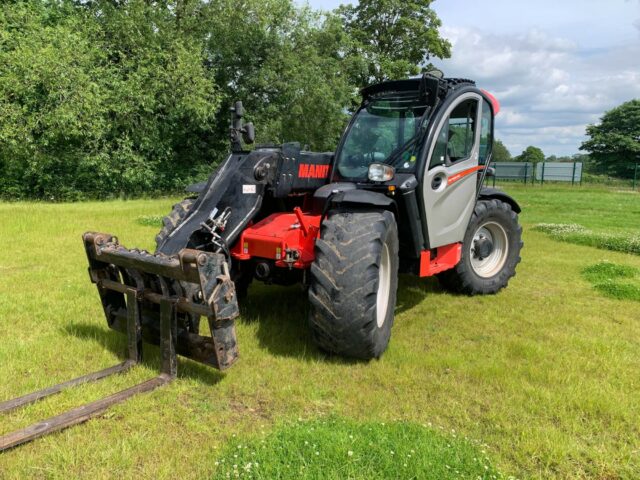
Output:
[335,90,429,179]
[323,74,499,272]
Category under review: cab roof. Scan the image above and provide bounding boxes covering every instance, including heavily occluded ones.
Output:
[361,75,477,107]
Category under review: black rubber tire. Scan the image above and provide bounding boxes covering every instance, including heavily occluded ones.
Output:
[437,199,522,295]
[308,209,399,360]
[152,198,199,331]
[155,198,195,249]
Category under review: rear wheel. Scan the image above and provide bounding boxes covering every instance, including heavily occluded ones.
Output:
[153,198,251,327]
[155,198,195,249]
[437,199,522,294]
[153,198,201,331]
[308,209,399,360]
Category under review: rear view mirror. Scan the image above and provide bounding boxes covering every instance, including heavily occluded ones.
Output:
[234,101,244,118]
[229,100,255,151]
[242,123,255,144]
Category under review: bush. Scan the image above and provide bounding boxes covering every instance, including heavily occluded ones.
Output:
[0,2,220,200]
[581,173,636,188]
[0,1,364,200]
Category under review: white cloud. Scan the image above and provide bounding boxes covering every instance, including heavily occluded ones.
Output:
[433,26,640,156]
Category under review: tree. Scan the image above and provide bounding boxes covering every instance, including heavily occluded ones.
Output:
[580,99,640,178]
[492,139,511,162]
[202,1,355,152]
[0,0,354,199]
[515,146,545,163]
[0,0,451,199]
[338,0,451,87]
[0,1,219,199]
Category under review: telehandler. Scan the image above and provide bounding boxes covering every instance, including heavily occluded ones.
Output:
[1,73,522,450]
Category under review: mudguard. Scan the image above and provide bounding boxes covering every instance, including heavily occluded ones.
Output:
[313,183,397,215]
[478,187,521,213]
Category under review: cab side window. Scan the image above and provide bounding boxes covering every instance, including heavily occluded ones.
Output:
[429,99,478,169]
[479,99,493,165]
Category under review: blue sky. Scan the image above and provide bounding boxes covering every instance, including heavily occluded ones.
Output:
[300,0,640,156]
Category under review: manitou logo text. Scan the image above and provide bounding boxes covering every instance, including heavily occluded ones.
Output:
[298,164,330,179]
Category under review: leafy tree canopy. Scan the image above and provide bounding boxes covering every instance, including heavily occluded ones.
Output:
[338,0,451,86]
[580,99,640,179]
[492,139,511,162]
[0,0,450,200]
[515,146,545,163]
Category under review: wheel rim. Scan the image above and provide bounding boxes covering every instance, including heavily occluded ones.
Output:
[470,221,509,278]
[376,243,391,328]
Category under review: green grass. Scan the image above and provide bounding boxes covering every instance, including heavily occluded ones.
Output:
[582,262,638,282]
[1,184,640,479]
[136,214,164,228]
[214,417,505,479]
[532,223,640,255]
[581,262,640,302]
[498,183,640,235]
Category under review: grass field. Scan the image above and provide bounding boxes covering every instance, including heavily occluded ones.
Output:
[1,184,639,479]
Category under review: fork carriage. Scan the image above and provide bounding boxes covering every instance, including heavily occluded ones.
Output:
[0,232,239,452]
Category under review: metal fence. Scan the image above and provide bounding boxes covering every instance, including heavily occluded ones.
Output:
[491,162,534,184]
[488,161,584,186]
[535,162,582,184]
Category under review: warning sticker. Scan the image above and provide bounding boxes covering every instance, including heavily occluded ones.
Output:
[242,184,256,194]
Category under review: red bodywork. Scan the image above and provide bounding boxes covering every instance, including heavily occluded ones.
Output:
[231,208,462,277]
[231,207,321,269]
[419,243,462,277]
[480,89,500,115]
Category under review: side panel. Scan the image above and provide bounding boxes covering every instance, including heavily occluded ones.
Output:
[422,93,483,248]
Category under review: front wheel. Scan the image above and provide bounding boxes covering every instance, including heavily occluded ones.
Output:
[308,209,399,360]
[437,199,523,294]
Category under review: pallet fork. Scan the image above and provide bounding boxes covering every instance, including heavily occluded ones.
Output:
[0,232,239,451]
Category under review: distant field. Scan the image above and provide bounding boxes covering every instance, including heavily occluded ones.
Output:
[499,182,640,234]
[1,184,639,479]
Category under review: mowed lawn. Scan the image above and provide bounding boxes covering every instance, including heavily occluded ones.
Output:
[1,184,639,479]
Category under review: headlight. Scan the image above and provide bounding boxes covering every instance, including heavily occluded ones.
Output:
[368,163,395,182]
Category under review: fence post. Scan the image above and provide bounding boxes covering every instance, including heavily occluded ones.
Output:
[634,163,638,191]
[524,163,528,185]
[541,162,545,185]
[571,161,576,186]
[579,163,583,186]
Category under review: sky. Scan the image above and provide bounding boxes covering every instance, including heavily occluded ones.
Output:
[301,0,640,157]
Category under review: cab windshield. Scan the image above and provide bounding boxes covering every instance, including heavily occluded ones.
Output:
[336,92,428,179]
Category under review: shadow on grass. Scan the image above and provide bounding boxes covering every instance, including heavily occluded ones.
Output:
[61,322,224,386]
[238,283,359,366]
[63,275,448,373]
[396,274,445,312]
[239,274,447,362]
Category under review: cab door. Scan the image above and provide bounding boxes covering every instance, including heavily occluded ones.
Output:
[422,92,484,248]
